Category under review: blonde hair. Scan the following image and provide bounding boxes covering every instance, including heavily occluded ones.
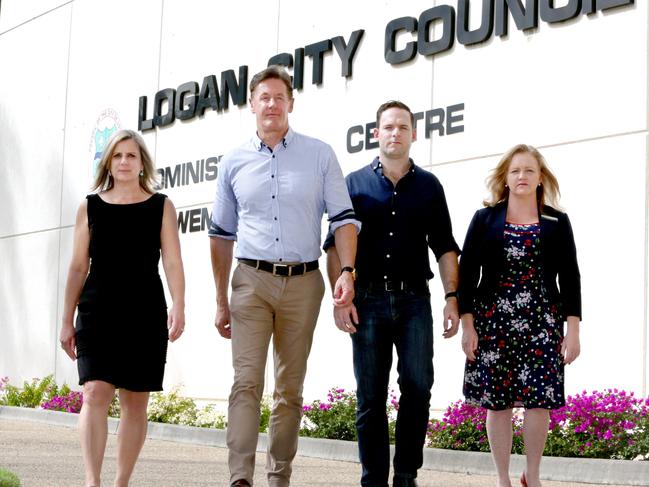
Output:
[484,144,561,210]
[92,129,157,193]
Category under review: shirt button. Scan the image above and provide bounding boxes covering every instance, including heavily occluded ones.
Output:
[279,258,283,262]
[383,275,388,280]
[274,217,278,220]
[271,175,275,178]
[386,254,390,258]
[392,211,395,215]
[272,195,275,199]
[394,191,397,195]
[389,232,393,236]
[275,238,279,241]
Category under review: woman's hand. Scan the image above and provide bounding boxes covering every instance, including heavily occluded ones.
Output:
[161,198,186,343]
[461,314,478,361]
[59,324,77,361]
[167,306,185,342]
[562,317,580,364]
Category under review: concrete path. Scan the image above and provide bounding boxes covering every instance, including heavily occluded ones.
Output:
[0,418,634,487]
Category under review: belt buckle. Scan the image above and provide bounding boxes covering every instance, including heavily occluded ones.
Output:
[384,281,404,292]
[272,263,288,276]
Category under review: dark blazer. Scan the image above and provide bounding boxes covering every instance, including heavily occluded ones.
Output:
[458,202,581,320]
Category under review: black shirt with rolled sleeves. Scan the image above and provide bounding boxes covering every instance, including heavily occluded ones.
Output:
[323,157,460,284]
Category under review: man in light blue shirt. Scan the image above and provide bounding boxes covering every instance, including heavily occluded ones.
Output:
[209,65,359,487]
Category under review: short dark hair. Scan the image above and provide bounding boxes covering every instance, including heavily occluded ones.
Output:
[376,100,414,128]
[249,65,293,99]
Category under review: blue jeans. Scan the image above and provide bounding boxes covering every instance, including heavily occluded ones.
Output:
[351,287,434,487]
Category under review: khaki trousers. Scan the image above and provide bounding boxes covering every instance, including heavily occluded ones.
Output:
[227,263,325,487]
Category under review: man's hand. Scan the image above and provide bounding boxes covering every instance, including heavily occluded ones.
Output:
[215,303,232,339]
[442,298,460,338]
[333,271,355,307]
[437,251,459,339]
[334,303,359,333]
[210,237,234,338]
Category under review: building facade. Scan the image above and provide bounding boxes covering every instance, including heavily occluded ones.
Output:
[0,0,645,410]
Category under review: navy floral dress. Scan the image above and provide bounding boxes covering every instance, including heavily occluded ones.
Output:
[463,222,565,410]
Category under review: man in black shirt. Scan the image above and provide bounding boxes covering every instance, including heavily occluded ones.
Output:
[325,100,460,487]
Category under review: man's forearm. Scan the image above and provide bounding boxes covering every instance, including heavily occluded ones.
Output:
[326,247,342,292]
[333,223,357,269]
[438,251,459,293]
[210,237,234,305]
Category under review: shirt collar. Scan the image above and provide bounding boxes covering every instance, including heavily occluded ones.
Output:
[371,156,417,175]
[252,127,294,152]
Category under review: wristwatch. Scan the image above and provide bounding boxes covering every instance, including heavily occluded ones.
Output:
[340,266,357,280]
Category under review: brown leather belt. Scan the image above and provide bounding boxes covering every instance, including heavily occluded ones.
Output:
[239,259,319,277]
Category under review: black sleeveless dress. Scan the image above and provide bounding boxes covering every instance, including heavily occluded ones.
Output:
[75,193,169,391]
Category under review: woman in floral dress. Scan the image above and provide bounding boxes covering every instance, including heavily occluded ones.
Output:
[458,144,581,487]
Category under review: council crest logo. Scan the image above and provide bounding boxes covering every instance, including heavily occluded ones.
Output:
[89,109,121,178]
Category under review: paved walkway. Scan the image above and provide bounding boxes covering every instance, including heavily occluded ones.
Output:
[0,419,632,487]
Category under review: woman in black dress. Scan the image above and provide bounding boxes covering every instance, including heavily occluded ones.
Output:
[458,144,581,487]
[59,129,185,487]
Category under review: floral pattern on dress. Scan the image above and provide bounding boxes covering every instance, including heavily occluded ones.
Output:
[463,223,565,410]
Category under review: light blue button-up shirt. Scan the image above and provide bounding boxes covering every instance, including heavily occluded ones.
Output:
[209,127,359,262]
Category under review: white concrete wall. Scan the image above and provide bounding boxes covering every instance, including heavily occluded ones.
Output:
[0,0,645,410]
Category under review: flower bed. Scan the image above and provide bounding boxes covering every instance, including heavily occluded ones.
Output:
[300,387,399,442]
[2,376,648,461]
[427,390,649,461]
[41,390,83,413]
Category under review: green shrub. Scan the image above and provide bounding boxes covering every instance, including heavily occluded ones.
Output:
[428,400,488,452]
[427,390,649,460]
[300,387,398,442]
[301,388,357,441]
[108,393,121,418]
[300,387,399,443]
[193,404,227,429]
[0,375,65,408]
[0,468,21,487]
[147,386,198,425]
[426,400,526,453]
[40,391,83,413]
[259,396,271,433]
[545,389,649,460]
